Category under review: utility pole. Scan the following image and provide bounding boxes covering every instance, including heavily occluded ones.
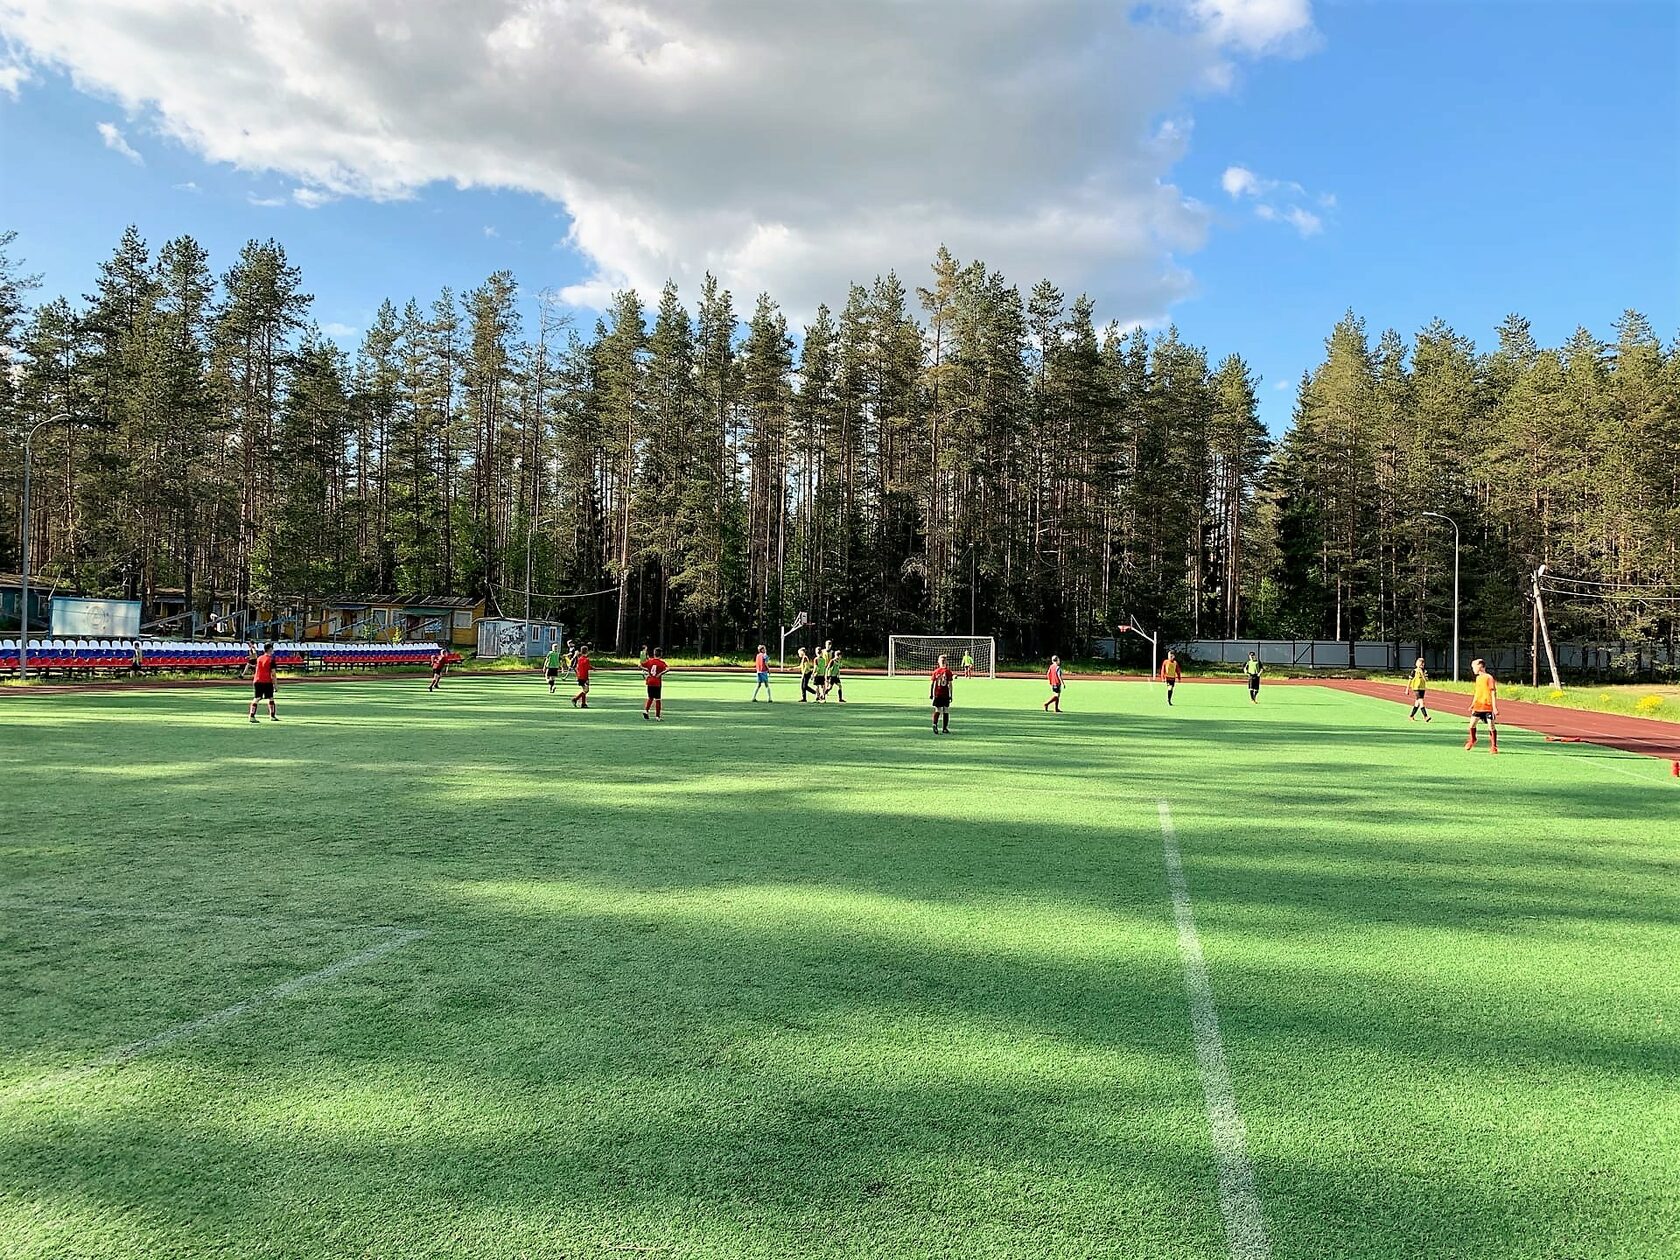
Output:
[1533,566,1562,691]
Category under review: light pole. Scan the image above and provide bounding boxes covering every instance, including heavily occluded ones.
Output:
[1421,511,1460,681]
[18,413,76,680]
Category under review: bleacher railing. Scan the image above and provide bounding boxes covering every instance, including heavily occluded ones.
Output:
[0,638,459,676]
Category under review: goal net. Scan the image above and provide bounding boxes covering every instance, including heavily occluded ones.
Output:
[887,635,996,679]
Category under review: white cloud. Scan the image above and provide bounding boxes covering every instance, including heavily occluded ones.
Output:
[1222,163,1331,238]
[96,120,141,163]
[1190,0,1318,55]
[172,180,200,193]
[1221,166,1261,198]
[320,321,357,338]
[6,1,1319,321]
[292,186,334,209]
[0,47,29,96]
[247,194,286,208]
[483,225,498,238]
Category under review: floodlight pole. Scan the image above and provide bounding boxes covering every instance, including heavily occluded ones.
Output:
[19,413,75,680]
[1421,512,1460,681]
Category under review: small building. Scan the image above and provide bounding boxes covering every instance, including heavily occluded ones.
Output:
[310,594,485,649]
[0,573,56,636]
[476,618,567,660]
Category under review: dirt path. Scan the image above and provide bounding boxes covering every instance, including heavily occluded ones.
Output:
[1322,677,1680,763]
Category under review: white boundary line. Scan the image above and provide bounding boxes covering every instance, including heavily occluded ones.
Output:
[1,928,426,1106]
[1158,800,1271,1260]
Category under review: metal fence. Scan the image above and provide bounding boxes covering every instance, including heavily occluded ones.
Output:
[1092,636,1677,679]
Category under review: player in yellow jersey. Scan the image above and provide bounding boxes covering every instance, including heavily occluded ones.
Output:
[1465,657,1499,753]
[1407,657,1432,722]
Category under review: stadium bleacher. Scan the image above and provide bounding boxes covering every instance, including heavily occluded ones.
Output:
[0,639,461,678]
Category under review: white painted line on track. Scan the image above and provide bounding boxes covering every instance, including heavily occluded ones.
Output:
[1159,800,1271,1260]
[1,929,426,1106]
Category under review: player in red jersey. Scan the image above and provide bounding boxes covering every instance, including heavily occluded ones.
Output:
[571,644,592,708]
[247,642,279,723]
[929,654,954,733]
[428,645,448,691]
[641,645,668,720]
[1043,655,1064,712]
[751,644,773,702]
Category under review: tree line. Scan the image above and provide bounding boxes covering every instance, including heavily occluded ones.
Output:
[2,226,1675,658]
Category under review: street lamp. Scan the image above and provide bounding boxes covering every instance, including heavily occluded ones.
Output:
[1420,511,1460,682]
[19,413,76,680]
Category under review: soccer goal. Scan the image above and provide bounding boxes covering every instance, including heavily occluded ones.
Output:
[887,635,996,678]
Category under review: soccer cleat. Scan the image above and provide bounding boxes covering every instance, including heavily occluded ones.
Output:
[643,711,650,720]
[271,715,280,722]
[1464,738,1476,750]
[249,716,258,724]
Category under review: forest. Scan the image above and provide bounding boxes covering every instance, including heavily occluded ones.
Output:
[2,226,1676,658]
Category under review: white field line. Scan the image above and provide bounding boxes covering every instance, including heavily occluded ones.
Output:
[1158,801,1271,1260]
[1533,744,1666,783]
[1,928,426,1106]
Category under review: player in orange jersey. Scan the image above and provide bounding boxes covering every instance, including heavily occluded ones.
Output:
[1161,650,1182,706]
[1465,657,1499,754]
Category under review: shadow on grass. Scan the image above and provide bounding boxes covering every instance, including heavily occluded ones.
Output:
[1,682,1676,1257]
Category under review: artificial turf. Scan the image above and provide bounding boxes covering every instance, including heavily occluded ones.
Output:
[1,671,1676,1259]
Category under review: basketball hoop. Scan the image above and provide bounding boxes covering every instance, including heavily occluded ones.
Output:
[779,612,811,666]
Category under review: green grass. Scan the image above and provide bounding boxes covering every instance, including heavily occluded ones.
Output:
[2,672,1676,1259]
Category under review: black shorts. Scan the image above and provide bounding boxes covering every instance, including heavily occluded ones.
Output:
[647,682,663,698]
[1247,675,1261,690]
[1050,683,1062,694]
[1413,688,1426,699]
[932,689,951,710]
[1472,709,1495,723]
[546,668,559,680]
[253,681,275,700]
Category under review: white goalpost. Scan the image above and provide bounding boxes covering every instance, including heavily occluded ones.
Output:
[887,635,996,678]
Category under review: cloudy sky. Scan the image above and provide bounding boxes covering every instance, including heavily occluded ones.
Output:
[2,0,1675,429]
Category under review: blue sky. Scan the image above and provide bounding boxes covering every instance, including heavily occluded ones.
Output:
[1,0,1675,432]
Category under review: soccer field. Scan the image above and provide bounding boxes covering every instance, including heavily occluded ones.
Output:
[2,672,1676,1259]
